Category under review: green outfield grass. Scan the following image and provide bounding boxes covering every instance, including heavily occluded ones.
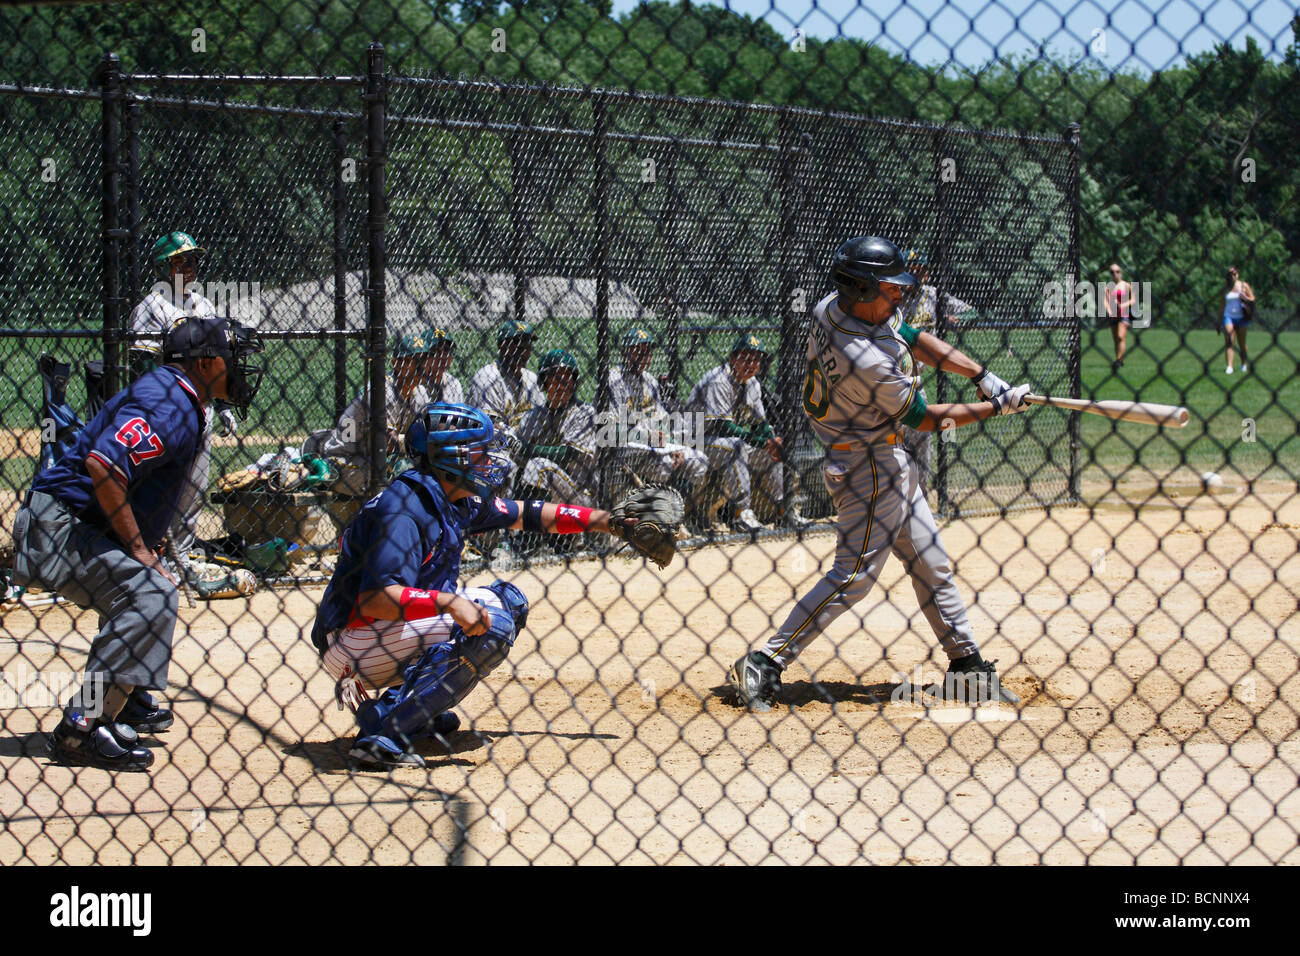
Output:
[3,325,1298,499]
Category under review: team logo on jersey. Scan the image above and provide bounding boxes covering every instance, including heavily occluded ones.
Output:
[494,497,509,514]
[897,350,915,377]
[113,417,165,466]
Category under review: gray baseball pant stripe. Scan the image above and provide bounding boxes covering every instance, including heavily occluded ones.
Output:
[12,491,179,691]
[763,444,978,669]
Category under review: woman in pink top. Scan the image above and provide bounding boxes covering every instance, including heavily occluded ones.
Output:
[1104,263,1133,370]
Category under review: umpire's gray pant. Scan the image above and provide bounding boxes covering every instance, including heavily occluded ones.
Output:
[762,442,978,669]
[10,491,178,691]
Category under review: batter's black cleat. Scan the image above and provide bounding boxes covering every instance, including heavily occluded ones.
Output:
[116,688,174,733]
[728,651,783,712]
[943,655,1020,705]
[47,710,155,772]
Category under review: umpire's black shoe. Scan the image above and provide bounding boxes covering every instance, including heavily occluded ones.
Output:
[943,655,1020,705]
[728,651,783,712]
[48,710,155,772]
[117,689,174,733]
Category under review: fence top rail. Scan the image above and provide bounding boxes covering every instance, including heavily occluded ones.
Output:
[390,72,1069,145]
[122,73,365,87]
[0,328,366,340]
[0,83,104,101]
[388,111,788,153]
[121,90,363,123]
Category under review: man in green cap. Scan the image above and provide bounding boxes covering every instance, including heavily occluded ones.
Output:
[605,326,707,504]
[127,231,236,588]
[303,330,433,495]
[686,333,788,532]
[516,348,599,509]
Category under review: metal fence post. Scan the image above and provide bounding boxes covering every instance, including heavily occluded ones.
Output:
[775,112,802,517]
[592,93,612,491]
[509,132,529,325]
[932,127,951,518]
[1065,121,1083,505]
[100,52,123,397]
[332,118,349,420]
[365,43,388,496]
[125,96,141,314]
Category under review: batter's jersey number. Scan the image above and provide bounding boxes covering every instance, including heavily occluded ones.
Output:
[803,358,831,419]
[114,417,165,465]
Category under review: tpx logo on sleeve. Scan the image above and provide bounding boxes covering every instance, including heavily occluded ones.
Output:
[49,885,151,936]
[114,417,165,466]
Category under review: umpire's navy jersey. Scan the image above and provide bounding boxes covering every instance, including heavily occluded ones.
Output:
[32,364,205,549]
[310,470,517,654]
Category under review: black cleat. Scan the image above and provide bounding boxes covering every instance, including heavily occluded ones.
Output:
[727,651,783,712]
[47,711,155,772]
[943,655,1020,705]
[349,734,425,770]
[116,688,174,733]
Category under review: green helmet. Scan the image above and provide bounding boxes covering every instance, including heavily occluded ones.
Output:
[152,231,204,278]
[538,348,579,385]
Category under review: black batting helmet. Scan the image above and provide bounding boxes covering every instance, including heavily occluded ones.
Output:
[830,236,917,306]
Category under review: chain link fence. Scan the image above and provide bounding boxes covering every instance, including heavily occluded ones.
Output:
[1,1,1297,866]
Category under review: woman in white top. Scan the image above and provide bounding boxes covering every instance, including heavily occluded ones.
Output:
[1221,266,1255,374]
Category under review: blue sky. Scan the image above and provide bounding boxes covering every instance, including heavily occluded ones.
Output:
[609,0,1298,72]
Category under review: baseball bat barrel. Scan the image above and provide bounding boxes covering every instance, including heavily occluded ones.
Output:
[1024,394,1189,428]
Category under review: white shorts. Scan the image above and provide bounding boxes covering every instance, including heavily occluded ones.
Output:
[322,585,505,691]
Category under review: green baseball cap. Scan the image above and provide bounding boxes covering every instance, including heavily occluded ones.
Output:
[426,326,454,350]
[538,348,579,379]
[392,331,434,357]
[730,333,769,356]
[497,319,535,343]
[621,326,656,348]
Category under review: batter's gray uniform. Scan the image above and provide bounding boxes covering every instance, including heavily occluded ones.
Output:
[761,293,978,668]
[893,285,972,492]
[128,286,217,561]
[686,364,783,518]
[605,365,707,495]
[517,399,600,506]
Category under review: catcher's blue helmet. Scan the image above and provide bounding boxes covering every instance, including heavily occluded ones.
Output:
[406,402,510,494]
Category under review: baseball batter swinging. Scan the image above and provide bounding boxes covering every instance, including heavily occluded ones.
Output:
[728,237,1030,711]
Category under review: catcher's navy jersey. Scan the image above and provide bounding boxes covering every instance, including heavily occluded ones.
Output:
[31,365,205,549]
[310,471,517,653]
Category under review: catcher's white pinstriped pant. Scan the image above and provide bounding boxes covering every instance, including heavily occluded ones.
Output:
[761,439,978,669]
[322,585,507,690]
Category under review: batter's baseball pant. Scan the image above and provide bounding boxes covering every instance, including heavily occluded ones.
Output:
[762,442,978,669]
[10,490,179,691]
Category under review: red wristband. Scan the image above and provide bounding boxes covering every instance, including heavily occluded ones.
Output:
[555,504,593,534]
[399,587,443,620]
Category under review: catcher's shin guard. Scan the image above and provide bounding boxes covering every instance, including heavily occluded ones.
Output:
[365,607,517,744]
[728,651,783,712]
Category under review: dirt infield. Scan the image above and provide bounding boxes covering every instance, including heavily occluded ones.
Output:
[1,474,1297,864]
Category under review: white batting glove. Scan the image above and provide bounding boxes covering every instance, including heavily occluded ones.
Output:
[217,406,239,437]
[975,367,1012,401]
[992,383,1031,415]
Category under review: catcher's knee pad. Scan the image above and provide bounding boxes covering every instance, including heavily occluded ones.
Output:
[486,578,529,632]
[376,617,515,741]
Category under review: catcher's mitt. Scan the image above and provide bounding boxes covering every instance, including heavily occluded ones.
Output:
[610,486,685,569]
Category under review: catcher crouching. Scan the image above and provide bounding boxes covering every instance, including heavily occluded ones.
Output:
[310,401,683,770]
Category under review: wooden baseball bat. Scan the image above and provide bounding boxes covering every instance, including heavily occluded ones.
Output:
[1024,394,1189,428]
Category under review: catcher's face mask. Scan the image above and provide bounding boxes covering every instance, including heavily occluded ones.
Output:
[409,402,511,496]
[224,322,265,419]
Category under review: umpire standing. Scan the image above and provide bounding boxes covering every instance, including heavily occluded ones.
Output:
[10,316,264,771]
